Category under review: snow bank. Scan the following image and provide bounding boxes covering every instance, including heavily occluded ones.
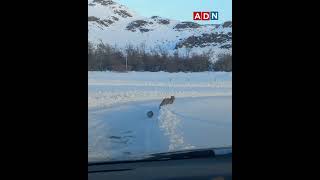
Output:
[88,71,232,109]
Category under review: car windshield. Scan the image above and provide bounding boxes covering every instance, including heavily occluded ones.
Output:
[88,0,232,163]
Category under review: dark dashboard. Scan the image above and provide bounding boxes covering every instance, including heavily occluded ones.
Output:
[89,148,232,180]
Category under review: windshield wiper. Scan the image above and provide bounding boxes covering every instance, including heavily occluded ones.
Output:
[141,147,232,161]
[142,149,215,161]
[88,147,232,165]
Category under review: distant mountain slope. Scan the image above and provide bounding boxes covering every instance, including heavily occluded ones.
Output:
[88,0,232,61]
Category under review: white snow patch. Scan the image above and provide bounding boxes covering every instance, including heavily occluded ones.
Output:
[158,106,195,151]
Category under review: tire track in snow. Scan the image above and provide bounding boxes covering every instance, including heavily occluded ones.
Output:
[157,106,195,151]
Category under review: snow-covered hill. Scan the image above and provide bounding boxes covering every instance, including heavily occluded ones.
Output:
[88,0,232,61]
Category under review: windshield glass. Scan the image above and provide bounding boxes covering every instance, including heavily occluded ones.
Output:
[88,0,232,163]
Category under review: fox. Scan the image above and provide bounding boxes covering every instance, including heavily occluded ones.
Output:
[159,96,175,109]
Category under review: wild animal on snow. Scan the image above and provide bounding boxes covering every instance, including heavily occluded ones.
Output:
[146,96,176,118]
[159,96,175,109]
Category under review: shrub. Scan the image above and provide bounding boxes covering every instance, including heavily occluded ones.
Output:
[212,54,232,72]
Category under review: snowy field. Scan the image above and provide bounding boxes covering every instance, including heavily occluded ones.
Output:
[88,71,232,162]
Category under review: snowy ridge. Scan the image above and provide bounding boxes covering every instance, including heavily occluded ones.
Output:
[88,0,232,61]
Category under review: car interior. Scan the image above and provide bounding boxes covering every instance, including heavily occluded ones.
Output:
[88,147,232,180]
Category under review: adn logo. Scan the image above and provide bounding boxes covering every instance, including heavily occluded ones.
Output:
[193,12,218,20]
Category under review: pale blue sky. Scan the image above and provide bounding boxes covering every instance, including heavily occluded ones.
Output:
[118,0,232,24]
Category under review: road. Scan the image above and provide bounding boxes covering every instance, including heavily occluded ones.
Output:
[88,96,232,162]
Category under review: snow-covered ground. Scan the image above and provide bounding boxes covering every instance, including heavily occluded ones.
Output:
[88,71,232,162]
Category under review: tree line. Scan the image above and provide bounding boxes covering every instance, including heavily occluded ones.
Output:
[88,42,232,72]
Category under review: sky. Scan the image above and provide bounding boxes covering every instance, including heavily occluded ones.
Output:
[117,0,232,24]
